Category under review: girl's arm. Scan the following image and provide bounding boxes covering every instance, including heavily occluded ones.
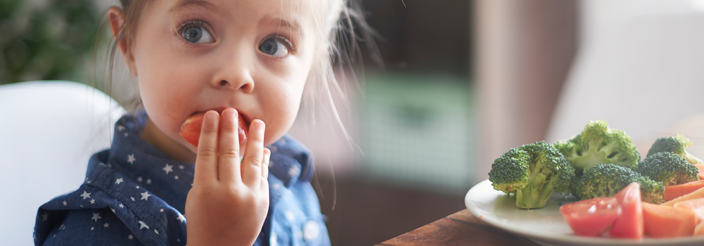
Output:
[185,109,270,245]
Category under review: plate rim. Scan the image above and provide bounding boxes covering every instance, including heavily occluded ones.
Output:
[465,179,704,245]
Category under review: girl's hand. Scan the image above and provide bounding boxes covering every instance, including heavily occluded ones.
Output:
[185,108,270,246]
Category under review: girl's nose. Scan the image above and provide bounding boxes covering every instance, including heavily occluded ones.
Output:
[216,77,254,94]
[211,50,255,93]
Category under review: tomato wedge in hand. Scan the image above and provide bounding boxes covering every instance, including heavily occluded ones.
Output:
[560,197,622,236]
[180,112,247,147]
[610,182,643,239]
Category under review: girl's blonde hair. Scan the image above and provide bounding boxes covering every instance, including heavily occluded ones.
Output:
[103,0,380,145]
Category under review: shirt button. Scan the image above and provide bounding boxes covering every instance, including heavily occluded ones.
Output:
[303,220,320,242]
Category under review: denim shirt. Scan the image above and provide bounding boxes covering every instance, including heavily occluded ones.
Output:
[34,111,330,246]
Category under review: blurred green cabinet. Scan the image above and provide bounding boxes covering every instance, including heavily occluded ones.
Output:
[361,73,476,195]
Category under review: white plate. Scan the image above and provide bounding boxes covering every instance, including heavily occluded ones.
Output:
[465,179,704,246]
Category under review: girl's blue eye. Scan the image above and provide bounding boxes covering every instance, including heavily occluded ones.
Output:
[258,38,289,57]
[181,25,214,44]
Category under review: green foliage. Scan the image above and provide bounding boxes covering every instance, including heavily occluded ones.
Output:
[0,0,99,84]
[637,152,699,186]
[488,141,575,209]
[647,134,703,164]
[553,120,641,175]
[575,163,664,204]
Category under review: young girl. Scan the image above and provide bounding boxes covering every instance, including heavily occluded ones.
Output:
[34,0,366,245]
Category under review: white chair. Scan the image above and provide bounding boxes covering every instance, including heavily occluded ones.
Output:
[0,81,125,245]
[547,12,704,144]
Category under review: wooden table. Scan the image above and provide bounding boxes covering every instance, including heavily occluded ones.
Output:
[378,114,704,246]
[376,209,540,246]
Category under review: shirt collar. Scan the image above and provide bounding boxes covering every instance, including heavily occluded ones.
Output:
[105,110,195,213]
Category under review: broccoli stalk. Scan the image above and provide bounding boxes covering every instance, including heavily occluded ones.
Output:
[647,134,702,164]
[554,120,641,175]
[489,141,575,209]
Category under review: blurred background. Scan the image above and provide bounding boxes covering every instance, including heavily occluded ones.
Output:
[3,0,704,245]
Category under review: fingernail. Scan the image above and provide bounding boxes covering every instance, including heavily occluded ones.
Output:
[223,108,236,121]
[256,120,265,134]
[206,111,218,120]
[264,149,271,166]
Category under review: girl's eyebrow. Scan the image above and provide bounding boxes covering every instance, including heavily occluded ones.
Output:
[169,0,216,13]
[260,17,300,33]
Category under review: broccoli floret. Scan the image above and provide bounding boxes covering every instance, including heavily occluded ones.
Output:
[553,120,641,175]
[637,152,699,186]
[575,164,664,204]
[647,134,702,164]
[488,141,575,209]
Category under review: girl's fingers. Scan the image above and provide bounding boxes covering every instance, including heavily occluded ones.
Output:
[261,148,271,179]
[217,108,242,183]
[261,148,270,189]
[193,110,220,185]
[241,119,265,188]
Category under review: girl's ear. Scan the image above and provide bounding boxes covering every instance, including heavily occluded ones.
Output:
[107,7,138,77]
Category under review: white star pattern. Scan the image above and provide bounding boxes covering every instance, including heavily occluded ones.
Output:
[90,199,95,204]
[154,229,159,234]
[136,186,140,189]
[177,214,186,223]
[115,178,124,184]
[137,177,143,182]
[104,223,109,228]
[160,208,164,212]
[80,191,91,200]
[63,201,67,206]
[124,132,128,137]
[270,232,278,246]
[163,164,173,174]
[91,227,94,230]
[141,191,151,201]
[147,179,152,184]
[59,224,65,230]
[119,203,124,208]
[179,165,184,169]
[111,208,116,213]
[128,235,133,240]
[131,197,135,201]
[127,154,136,164]
[42,212,48,221]
[289,166,300,177]
[91,213,101,222]
[80,205,84,208]
[117,125,125,131]
[138,221,149,230]
[175,175,179,180]
[285,211,295,222]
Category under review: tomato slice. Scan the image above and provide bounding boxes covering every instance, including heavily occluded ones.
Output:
[560,197,621,236]
[179,112,247,147]
[610,182,643,239]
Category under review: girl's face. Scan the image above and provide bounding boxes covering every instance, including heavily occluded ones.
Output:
[120,0,317,162]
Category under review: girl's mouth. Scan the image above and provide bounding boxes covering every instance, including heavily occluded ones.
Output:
[180,108,248,147]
